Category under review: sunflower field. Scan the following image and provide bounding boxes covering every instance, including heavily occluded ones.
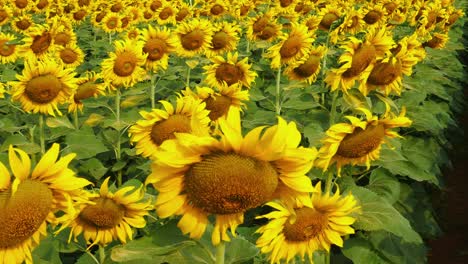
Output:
[0,0,466,263]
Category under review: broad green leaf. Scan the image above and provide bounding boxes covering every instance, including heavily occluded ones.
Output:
[348,186,422,243]
[2,68,17,81]
[32,235,63,264]
[79,158,108,180]
[46,116,75,129]
[367,168,401,204]
[225,235,259,264]
[63,127,109,159]
[342,237,388,264]
[0,134,40,154]
[368,231,427,264]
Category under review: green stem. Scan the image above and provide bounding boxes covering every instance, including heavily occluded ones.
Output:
[109,32,112,44]
[115,88,122,186]
[215,242,226,264]
[246,40,250,54]
[30,126,36,164]
[329,91,339,126]
[186,67,191,87]
[150,75,157,109]
[275,66,282,115]
[39,114,45,155]
[325,251,330,264]
[73,110,79,130]
[99,245,106,264]
[325,172,334,194]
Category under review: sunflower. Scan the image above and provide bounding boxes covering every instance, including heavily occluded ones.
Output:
[317,4,343,31]
[231,0,253,19]
[101,13,123,33]
[53,26,77,47]
[10,59,77,116]
[301,14,322,33]
[265,23,315,69]
[335,7,365,37]
[325,27,394,93]
[422,32,449,49]
[0,82,5,98]
[11,14,34,33]
[155,3,177,25]
[315,107,412,174]
[183,84,249,122]
[57,177,152,247]
[284,45,327,84]
[33,0,50,13]
[204,0,229,19]
[147,109,317,245]
[362,3,388,27]
[68,71,106,113]
[55,43,85,68]
[128,96,211,158]
[256,182,360,264]
[0,5,12,26]
[139,25,176,72]
[101,38,147,88]
[12,0,31,12]
[205,21,241,58]
[0,33,20,64]
[203,52,257,89]
[0,143,92,264]
[175,2,193,22]
[173,18,214,57]
[18,24,57,61]
[246,12,282,42]
[70,8,88,25]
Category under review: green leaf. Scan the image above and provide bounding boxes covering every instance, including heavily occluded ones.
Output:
[63,127,109,159]
[348,186,422,244]
[342,237,388,264]
[79,158,108,180]
[2,68,17,81]
[32,235,63,264]
[111,160,127,172]
[367,168,401,204]
[46,116,75,129]
[0,134,40,154]
[368,231,427,264]
[225,235,259,264]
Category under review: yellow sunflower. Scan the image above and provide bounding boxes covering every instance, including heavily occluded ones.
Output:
[11,14,34,33]
[12,0,31,12]
[18,24,57,61]
[265,22,315,69]
[173,18,214,57]
[147,108,317,245]
[68,71,106,113]
[53,26,77,47]
[182,84,249,122]
[204,0,229,19]
[284,45,327,84]
[205,21,241,58]
[101,13,123,33]
[317,4,343,32]
[128,96,211,158]
[231,0,254,19]
[10,59,77,116]
[246,11,282,42]
[175,2,193,22]
[55,43,85,68]
[315,107,412,174]
[362,3,388,27]
[256,182,360,264]
[0,143,92,264]
[33,0,50,13]
[101,38,147,88]
[203,52,257,89]
[57,177,152,247]
[155,3,177,25]
[335,7,366,37]
[139,25,176,72]
[0,33,20,64]
[325,27,395,93]
[0,5,12,26]
[422,32,449,49]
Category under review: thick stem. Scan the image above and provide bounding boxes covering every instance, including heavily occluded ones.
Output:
[325,251,331,264]
[39,114,45,154]
[115,88,122,186]
[186,67,191,87]
[215,242,226,264]
[275,66,282,115]
[325,172,334,194]
[99,245,106,264]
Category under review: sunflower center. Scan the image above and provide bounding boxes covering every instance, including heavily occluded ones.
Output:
[424,35,443,49]
[79,198,125,229]
[159,7,173,20]
[0,180,53,248]
[363,10,382,24]
[31,32,52,55]
[74,81,97,102]
[150,114,191,146]
[342,44,376,78]
[280,0,293,8]
[203,95,232,121]
[336,123,385,158]
[0,10,8,23]
[367,61,401,86]
[293,54,321,78]
[280,35,302,59]
[176,8,189,21]
[55,32,72,46]
[150,0,162,12]
[258,25,276,40]
[36,0,48,9]
[15,0,28,9]
[181,29,205,51]
[209,5,223,15]
[384,3,397,14]
[211,31,229,50]
[215,63,242,86]
[185,152,278,215]
[240,5,250,16]
[283,207,328,242]
[113,51,137,77]
[253,17,269,33]
[25,74,62,104]
[60,48,78,64]
[0,40,15,56]
[320,13,340,30]
[16,19,31,30]
[144,38,167,61]
[95,12,106,23]
[111,3,123,12]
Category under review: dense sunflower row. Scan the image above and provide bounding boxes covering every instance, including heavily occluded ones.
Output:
[0,0,464,263]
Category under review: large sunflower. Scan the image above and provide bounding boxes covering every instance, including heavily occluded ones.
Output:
[147,109,317,245]
[68,71,106,113]
[139,25,176,72]
[256,182,360,264]
[18,24,57,61]
[173,18,214,58]
[265,22,315,69]
[55,43,85,69]
[101,38,147,88]
[0,33,20,64]
[0,144,92,264]
[203,52,257,89]
[315,108,412,174]
[205,21,241,58]
[128,96,211,158]
[284,45,327,84]
[57,177,152,247]
[10,59,77,116]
